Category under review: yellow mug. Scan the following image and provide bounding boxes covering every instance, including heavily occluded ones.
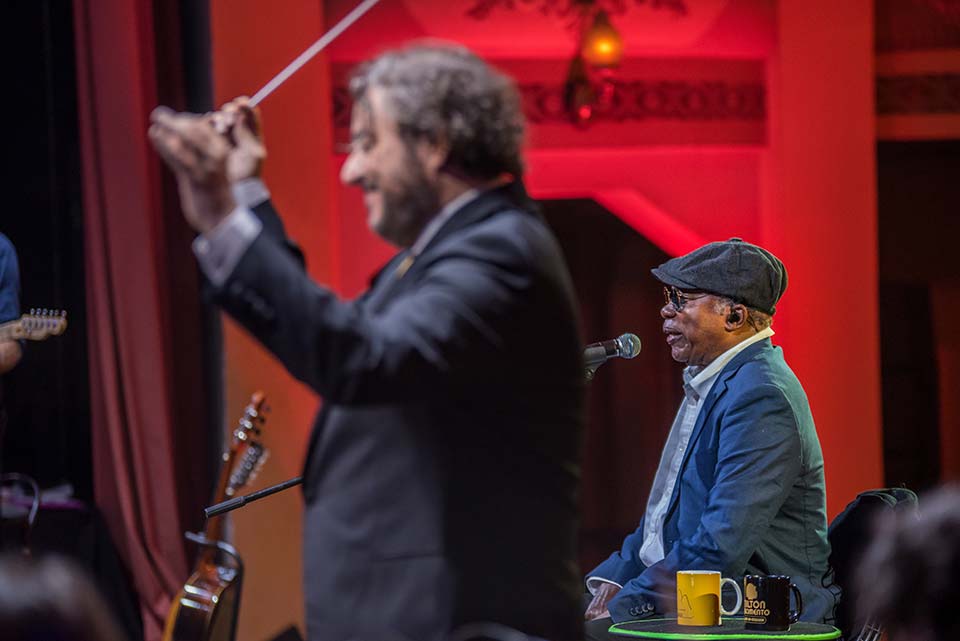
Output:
[676,570,743,626]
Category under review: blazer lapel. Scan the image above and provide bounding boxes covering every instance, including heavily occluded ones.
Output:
[421,182,537,254]
[662,340,772,520]
[363,250,412,312]
[302,250,408,485]
[365,183,535,312]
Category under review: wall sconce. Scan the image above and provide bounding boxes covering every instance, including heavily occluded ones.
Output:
[565,6,623,126]
[564,54,597,125]
[581,10,623,68]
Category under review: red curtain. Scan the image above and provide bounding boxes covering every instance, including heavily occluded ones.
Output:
[73,1,212,639]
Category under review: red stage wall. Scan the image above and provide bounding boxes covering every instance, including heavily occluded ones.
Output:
[210,1,884,638]
[210,1,336,639]
[764,0,884,509]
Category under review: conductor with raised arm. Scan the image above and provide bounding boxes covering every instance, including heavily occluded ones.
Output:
[149,45,584,641]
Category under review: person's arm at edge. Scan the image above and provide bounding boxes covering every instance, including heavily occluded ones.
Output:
[0,341,21,375]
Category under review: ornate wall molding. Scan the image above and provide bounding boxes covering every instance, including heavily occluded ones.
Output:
[332,57,767,148]
[876,0,960,52]
[877,73,960,114]
[333,79,764,127]
[465,0,688,21]
[521,79,764,124]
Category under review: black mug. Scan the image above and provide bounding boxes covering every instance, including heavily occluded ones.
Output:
[743,574,803,631]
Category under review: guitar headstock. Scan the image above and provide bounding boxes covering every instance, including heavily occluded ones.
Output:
[228,442,270,495]
[10,310,68,341]
[232,391,267,446]
[225,392,269,497]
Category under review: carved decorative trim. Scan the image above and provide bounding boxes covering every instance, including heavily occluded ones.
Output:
[465,0,688,21]
[914,0,960,22]
[877,74,960,114]
[333,79,765,129]
[521,79,764,123]
[876,0,960,52]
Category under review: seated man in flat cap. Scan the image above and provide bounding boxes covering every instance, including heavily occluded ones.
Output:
[583,238,836,639]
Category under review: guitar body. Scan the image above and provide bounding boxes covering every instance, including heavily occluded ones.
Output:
[163,565,240,641]
[162,393,268,641]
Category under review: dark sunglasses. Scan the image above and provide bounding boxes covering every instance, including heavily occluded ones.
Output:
[663,286,709,311]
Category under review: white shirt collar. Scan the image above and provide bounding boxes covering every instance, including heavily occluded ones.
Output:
[685,326,775,399]
[410,188,480,257]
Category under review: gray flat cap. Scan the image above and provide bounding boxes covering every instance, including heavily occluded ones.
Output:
[652,237,787,314]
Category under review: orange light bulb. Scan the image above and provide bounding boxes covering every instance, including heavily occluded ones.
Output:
[581,10,623,68]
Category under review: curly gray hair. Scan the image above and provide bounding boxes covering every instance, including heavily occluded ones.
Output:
[349,44,526,181]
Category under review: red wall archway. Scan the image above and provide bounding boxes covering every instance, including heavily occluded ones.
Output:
[211,1,883,638]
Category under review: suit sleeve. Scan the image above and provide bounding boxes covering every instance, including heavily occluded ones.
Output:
[608,382,803,621]
[212,215,535,404]
[586,520,647,592]
[250,200,305,268]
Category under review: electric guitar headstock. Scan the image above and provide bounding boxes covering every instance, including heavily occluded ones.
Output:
[0,309,68,342]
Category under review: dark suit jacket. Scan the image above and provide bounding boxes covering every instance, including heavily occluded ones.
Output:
[211,186,584,641]
[589,340,835,624]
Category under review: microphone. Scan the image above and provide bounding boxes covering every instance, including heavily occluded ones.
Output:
[583,333,642,369]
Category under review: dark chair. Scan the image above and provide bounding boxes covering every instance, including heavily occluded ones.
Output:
[826,487,918,641]
[0,472,40,555]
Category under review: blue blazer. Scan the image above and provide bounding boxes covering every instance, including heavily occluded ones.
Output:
[590,339,836,624]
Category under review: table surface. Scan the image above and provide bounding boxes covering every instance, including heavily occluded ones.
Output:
[608,617,842,640]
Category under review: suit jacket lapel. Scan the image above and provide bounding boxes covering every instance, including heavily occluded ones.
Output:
[301,250,409,486]
[422,182,535,256]
[662,340,772,520]
[363,250,412,311]
[364,184,534,312]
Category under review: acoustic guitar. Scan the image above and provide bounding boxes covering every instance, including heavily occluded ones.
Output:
[162,392,269,641]
[0,310,67,342]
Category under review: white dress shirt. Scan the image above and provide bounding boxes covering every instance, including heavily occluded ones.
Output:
[587,326,775,594]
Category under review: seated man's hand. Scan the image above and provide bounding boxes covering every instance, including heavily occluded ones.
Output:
[585,582,620,621]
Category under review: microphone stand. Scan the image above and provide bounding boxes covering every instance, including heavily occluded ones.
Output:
[205,476,303,519]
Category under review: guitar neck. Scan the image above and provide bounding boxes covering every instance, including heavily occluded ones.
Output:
[203,451,239,543]
[202,392,267,543]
